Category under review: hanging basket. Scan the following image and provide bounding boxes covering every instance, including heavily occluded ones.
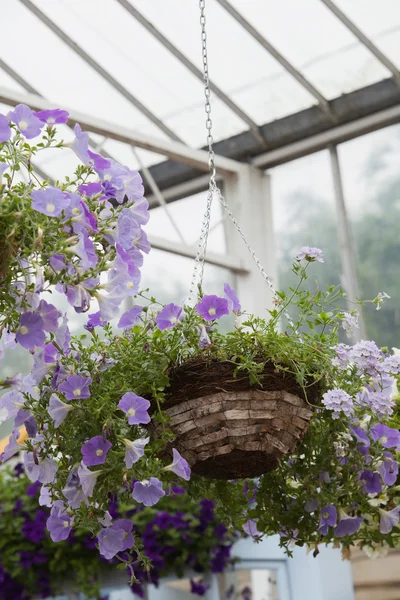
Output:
[152,359,317,480]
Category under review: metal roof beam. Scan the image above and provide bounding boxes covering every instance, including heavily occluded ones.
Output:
[215,0,333,119]
[115,0,266,146]
[0,86,243,174]
[320,0,400,86]
[18,0,182,141]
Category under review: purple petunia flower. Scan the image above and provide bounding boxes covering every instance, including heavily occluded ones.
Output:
[62,465,85,509]
[163,448,191,481]
[16,312,45,350]
[64,193,97,233]
[78,182,103,196]
[132,477,165,507]
[123,437,149,469]
[318,505,337,535]
[48,393,74,428]
[334,514,363,537]
[197,324,211,349]
[84,311,107,330]
[81,435,112,466]
[196,295,229,321]
[305,498,318,513]
[131,196,149,225]
[88,150,111,171]
[0,113,11,143]
[118,392,150,425]
[8,104,43,138]
[296,246,324,263]
[24,453,58,484]
[39,485,53,507]
[78,462,102,498]
[360,470,382,495]
[69,123,90,163]
[117,306,142,329]
[242,519,262,537]
[0,389,24,419]
[190,580,210,597]
[379,452,398,486]
[155,303,183,330]
[46,501,72,542]
[350,426,370,448]
[31,187,70,217]
[97,526,125,560]
[38,300,61,332]
[379,507,400,534]
[370,424,400,448]
[34,108,69,125]
[224,283,241,313]
[74,229,98,271]
[58,375,91,401]
[321,388,354,419]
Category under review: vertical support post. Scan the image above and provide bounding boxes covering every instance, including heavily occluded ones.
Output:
[329,145,366,341]
[223,166,277,317]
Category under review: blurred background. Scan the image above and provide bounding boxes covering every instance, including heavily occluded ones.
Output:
[1,0,400,598]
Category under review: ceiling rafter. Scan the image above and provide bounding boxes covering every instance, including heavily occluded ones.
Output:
[215,0,334,121]
[18,0,183,142]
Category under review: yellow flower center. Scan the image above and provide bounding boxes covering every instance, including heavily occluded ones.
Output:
[63,521,69,528]
[126,282,134,289]
[209,308,216,316]
[323,512,329,519]
[47,117,56,124]
[73,388,81,397]
[46,203,55,214]
[382,436,388,443]
[104,174,112,181]
[170,316,177,324]
[19,326,29,335]
[96,449,103,456]
[18,120,28,131]
[72,207,81,216]
[127,408,136,417]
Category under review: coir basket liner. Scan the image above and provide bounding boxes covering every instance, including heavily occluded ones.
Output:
[152,359,317,480]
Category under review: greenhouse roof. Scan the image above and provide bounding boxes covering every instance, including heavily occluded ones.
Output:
[1,0,400,203]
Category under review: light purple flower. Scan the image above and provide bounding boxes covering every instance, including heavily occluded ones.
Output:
[321,388,354,419]
[47,501,72,542]
[38,300,61,332]
[118,392,150,425]
[49,393,74,428]
[379,452,398,486]
[318,505,337,535]
[74,229,98,271]
[163,448,191,481]
[0,429,22,462]
[78,182,103,196]
[88,150,111,171]
[296,246,324,263]
[62,465,85,509]
[334,514,363,537]
[31,187,70,217]
[8,104,43,139]
[58,374,92,400]
[130,196,149,225]
[370,424,400,448]
[132,477,165,507]
[55,315,71,352]
[39,485,53,507]
[197,324,211,349]
[25,415,38,438]
[341,312,359,336]
[64,193,97,233]
[242,519,262,537]
[123,437,149,468]
[155,303,183,330]
[110,519,134,552]
[105,265,140,297]
[81,435,112,466]
[118,306,142,329]
[95,287,126,321]
[0,113,11,143]
[113,243,141,279]
[196,295,229,321]
[70,123,90,163]
[224,283,241,313]
[24,452,58,484]
[15,312,45,350]
[332,343,352,370]
[360,470,382,495]
[349,340,383,375]
[78,462,102,497]
[379,507,400,534]
[382,355,400,375]
[85,311,107,330]
[0,389,24,419]
[350,426,370,448]
[35,108,69,125]
[97,527,125,560]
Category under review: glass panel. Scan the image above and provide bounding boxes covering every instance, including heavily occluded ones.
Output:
[270,150,342,295]
[218,568,279,599]
[338,124,400,347]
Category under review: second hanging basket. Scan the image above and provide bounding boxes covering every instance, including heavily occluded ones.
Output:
[152,359,317,480]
